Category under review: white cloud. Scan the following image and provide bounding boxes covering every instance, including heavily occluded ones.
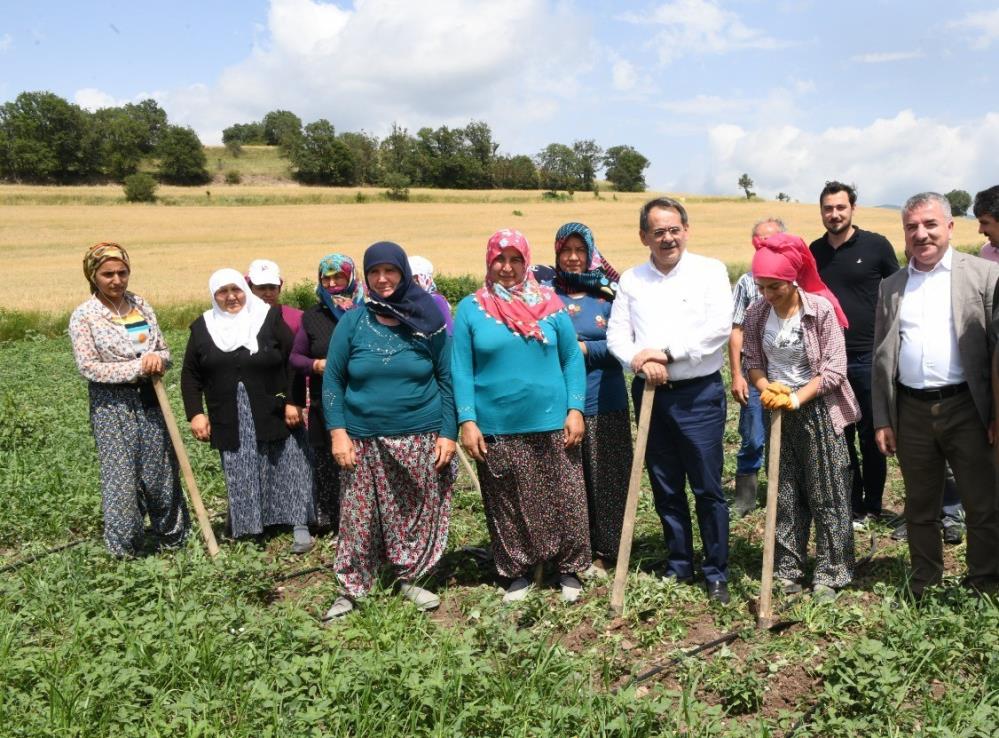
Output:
[74,88,126,111]
[611,58,638,91]
[704,110,999,205]
[619,0,787,64]
[0,33,11,52]
[851,51,923,64]
[147,0,594,144]
[660,94,745,116]
[948,9,999,49]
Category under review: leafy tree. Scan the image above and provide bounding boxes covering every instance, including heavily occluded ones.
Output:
[945,189,972,217]
[379,123,422,184]
[738,173,755,199]
[776,192,791,202]
[339,130,381,185]
[289,119,358,185]
[494,154,539,189]
[0,91,99,183]
[382,172,410,201]
[572,139,603,191]
[222,122,265,146]
[121,99,168,151]
[603,145,650,192]
[93,107,148,180]
[262,110,302,150]
[536,143,579,193]
[157,125,210,184]
[416,124,490,189]
[123,172,158,202]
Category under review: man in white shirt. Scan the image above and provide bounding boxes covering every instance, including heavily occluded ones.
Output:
[872,191,999,598]
[607,196,733,603]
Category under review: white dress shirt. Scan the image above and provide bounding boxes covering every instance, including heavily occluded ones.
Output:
[897,246,965,388]
[607,252,732,380]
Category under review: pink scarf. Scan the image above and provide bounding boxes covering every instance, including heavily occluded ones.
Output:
[752,233,849,328]
[474,229,564,343]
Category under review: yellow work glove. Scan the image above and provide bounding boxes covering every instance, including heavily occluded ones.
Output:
[761,391,794,411]
[765,381,792,395]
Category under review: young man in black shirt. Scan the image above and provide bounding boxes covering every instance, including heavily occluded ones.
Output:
[809,181,899,527]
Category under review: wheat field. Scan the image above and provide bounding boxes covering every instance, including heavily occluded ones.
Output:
[0,185,983,311]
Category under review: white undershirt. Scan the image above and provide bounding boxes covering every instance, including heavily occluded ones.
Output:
[897,247,965,388]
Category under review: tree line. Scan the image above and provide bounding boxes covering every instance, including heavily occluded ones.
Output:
[224,110,650,192]
[0,91,650,192]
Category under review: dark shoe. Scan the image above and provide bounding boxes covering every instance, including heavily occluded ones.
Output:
[733,473,758,518]
[890,521,908,541]
[942,525,964,546]
[706,581,730,604]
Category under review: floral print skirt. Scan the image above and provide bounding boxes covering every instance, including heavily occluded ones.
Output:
[581,410,633,559]
[335,432,455,598]
[89,382,189,556]
[476,430,590,579]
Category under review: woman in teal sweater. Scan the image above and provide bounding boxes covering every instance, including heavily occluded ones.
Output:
[452,229,589,603]
[321,241,457,620]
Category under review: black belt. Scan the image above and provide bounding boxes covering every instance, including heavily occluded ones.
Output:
[640,371,719,391]
[897,382,968,401]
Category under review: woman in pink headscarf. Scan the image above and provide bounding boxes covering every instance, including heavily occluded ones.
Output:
[741,233,859,602]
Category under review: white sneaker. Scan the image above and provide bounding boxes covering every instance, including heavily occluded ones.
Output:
[502,577,531,603]
[559,574,583,603]
[322,596,354,622]
[399,582,440,611]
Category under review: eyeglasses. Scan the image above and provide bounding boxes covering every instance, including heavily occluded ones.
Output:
[649,227,685,240]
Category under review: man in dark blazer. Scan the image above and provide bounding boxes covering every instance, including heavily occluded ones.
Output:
[872,191,999,597]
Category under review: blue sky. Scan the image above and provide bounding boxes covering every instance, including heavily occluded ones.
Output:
[3,0,998,204]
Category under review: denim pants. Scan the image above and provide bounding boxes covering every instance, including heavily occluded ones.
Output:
[736,385,764,475]
[845,352,887,516]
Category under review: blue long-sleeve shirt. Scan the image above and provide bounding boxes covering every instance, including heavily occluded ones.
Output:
[557,291,628,416]
[323,307,457,440]
[451,296,586,436]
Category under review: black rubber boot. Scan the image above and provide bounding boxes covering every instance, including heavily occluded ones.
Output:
[733,473,758,518]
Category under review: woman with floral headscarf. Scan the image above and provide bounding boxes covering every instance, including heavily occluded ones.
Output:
[452,229,590,603]
[552,222,632,578]
[69,242,190,556]
[321,242,457,620]
[181,268,315,553]
[289,253,365,532]
[742,233,858,601]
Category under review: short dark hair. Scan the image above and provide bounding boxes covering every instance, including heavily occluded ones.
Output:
[973,185,999,220]
[819,181,857,207]
[640,196,689,232]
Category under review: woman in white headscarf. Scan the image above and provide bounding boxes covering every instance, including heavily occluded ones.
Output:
[181,268,315,552]
[408,255,454,335]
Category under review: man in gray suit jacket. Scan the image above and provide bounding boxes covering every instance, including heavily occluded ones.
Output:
[873,191,999,597]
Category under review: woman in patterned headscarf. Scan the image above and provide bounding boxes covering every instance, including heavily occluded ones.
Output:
[551,222,632,579]
[69,242,190,556]
[289,253,365,532]
[451,229,590,604]
[741,233,857,602]
[320,242,457,620]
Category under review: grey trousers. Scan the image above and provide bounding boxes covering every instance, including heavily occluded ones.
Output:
[896,390,999,593]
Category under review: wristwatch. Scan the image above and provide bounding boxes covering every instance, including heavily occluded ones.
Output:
[661,346,674,363]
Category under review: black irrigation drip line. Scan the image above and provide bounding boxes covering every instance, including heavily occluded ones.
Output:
[0,538,88,574]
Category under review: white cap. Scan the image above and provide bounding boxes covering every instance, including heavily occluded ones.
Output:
[247,259,282,286]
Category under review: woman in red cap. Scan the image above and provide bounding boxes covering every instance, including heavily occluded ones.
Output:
[741,233,859,601]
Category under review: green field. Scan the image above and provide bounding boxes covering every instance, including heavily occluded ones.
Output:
[2,331,996,736]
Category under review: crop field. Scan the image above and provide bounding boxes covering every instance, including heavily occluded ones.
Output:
[0,184,985,313]
[2,328,997,736]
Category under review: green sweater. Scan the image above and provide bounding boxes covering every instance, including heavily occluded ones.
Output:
[322,308,457,440]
